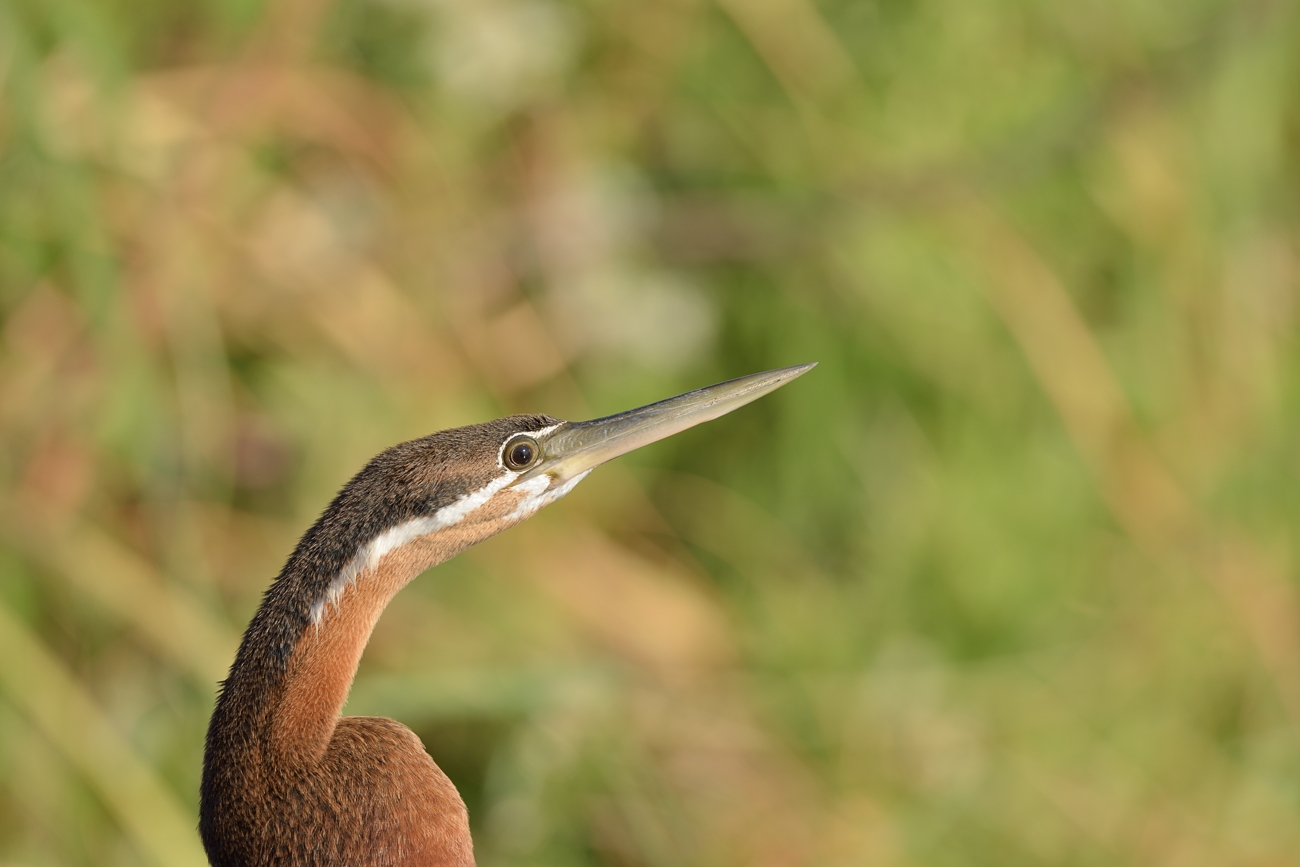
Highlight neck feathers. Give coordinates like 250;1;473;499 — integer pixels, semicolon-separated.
269;535;451;760
205;465;565;770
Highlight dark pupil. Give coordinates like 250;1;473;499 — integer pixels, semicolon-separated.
510;443;534;466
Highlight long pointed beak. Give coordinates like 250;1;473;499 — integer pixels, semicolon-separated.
524;363;816;484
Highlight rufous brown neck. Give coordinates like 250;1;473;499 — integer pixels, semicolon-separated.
258;481;548;766
267;539;443;764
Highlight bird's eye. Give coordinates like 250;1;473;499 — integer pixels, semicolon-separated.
503;435;540;470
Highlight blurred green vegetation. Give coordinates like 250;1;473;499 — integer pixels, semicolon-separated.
2;0;1300;864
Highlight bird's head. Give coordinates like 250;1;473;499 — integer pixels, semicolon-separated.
297;364;814;624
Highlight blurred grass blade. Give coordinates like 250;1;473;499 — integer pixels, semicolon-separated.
0;601;208;867
38;521;238;684
953;202;1300;732
0;505;239;687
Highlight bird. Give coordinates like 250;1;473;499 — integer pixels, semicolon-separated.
199;363;814;867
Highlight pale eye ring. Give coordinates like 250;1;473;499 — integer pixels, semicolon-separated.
503;435;541;471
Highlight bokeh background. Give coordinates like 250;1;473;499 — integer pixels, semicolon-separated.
3;0;1300;864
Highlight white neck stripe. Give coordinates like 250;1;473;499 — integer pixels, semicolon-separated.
309;471;518;624
308;423;581;625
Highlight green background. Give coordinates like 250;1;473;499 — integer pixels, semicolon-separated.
2;0;1299;864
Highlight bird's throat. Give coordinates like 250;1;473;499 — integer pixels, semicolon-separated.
263;512;530;765
267;537;450;764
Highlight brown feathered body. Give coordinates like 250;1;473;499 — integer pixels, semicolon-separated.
201;415;560;867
